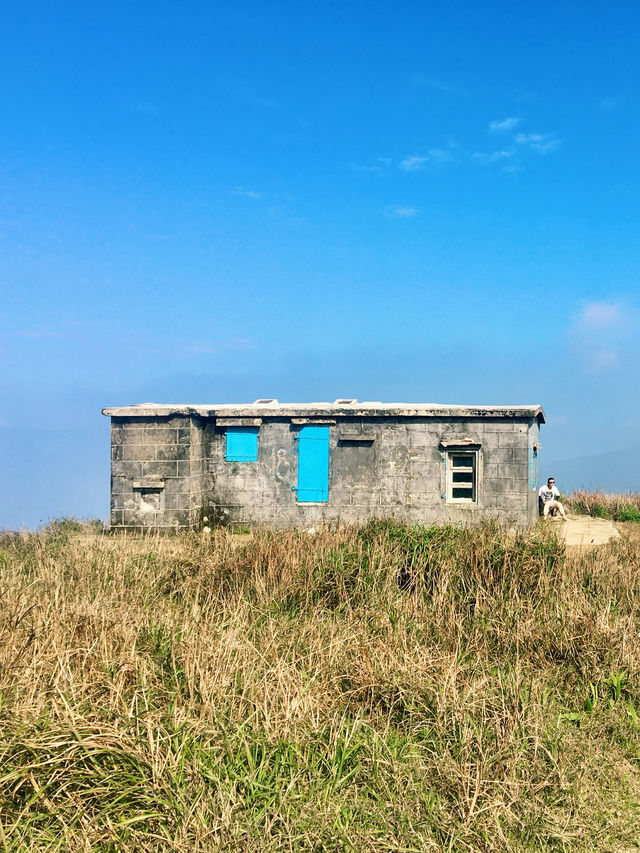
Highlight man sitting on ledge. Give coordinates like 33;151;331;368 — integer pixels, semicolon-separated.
539;477;568;520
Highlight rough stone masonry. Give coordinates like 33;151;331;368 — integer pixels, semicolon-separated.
102;400;544;531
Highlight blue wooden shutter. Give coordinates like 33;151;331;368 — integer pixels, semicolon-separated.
296;426;329;502
225;427;259;462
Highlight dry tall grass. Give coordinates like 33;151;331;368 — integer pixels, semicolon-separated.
564;489;640;522
1;518;640;851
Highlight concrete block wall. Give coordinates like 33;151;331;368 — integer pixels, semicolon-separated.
204;415;539;529
188;417;207;527
107;409;542;531
110;416;205;531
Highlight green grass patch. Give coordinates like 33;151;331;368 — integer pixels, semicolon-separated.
565;489;640;522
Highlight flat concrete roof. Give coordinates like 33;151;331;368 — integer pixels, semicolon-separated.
103;401;545;422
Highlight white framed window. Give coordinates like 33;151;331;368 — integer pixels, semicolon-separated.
446;450;477;503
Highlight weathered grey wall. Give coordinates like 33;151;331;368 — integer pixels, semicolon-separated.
109;413;540;531
203;415;538;529
110;416;205;531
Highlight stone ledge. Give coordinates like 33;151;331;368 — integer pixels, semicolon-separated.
103;402;545;421
132;478;165;490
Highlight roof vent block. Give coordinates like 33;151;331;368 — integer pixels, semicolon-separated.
253;398;278;405
334;398;358;404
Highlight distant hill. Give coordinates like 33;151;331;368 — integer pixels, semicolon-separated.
546;443;640;493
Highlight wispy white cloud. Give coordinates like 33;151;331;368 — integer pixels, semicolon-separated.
356;120;559;182
10;321;108;342
570;300;639;371
472;149;514;164
399;149;453;171
515;132;561;154
120;333;258;357
599;96;623;111
387;205;418;218
511;90;538;104
16;327;64;340
251;95;280;110
232;187;263;199
411;75;466;95
187;337;256;354
574;301;626;332
502;162;524;174
352;163;384;173
400;155;429;172
426;148;452;162
473;120;561;170
488;116;521;132
352;156;393;174
592;349;620;369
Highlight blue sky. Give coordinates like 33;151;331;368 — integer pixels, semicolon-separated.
1;1;639;527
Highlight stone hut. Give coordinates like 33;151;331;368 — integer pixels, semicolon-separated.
103;400;544;531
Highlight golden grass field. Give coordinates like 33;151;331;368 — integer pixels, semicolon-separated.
1;501;640;851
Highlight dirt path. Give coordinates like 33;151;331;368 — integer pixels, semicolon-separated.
549;515;621;548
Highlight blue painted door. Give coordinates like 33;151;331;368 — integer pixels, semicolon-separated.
296;426;329;502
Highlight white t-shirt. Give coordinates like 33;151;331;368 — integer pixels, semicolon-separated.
539;484;560;502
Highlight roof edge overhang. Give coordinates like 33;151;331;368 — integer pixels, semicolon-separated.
102;403;546;422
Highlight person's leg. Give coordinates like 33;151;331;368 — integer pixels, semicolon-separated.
543;501;551;517
546;500;567;520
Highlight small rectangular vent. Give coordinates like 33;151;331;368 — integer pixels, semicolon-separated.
334;398;357;404
253;398;278;405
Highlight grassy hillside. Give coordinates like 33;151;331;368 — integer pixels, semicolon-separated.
1;517;640;851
